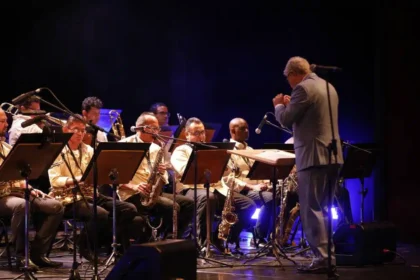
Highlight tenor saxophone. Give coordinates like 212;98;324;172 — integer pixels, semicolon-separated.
141;139;168;207
218;168;239;241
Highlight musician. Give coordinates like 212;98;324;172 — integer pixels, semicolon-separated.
225;118;274;245
8;95;43;146
0;109;64;269
150;102;170;127
81;96;108;143
171;117;256;248
48;115;138;260
118;112;194;239
273;56;343;274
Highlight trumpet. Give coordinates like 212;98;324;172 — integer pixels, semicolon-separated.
1;103;19;115
45;113;67;126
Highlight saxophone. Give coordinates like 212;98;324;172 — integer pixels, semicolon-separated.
141;139;168;207
275;164;300;247
218;167;239;241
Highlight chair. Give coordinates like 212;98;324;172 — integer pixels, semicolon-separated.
0;217;13;270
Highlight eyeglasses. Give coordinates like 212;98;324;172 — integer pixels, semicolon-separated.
69;127;86;134
189;130;206;137
144;126;161;133
156;112;170;117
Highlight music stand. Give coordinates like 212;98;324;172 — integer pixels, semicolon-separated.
228;149;296;268
79;142;150;271
181;142;234;267
0;133;71;280
340;143;376;224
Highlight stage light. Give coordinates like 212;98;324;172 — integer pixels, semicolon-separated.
251;208;260;219
331;207;338;220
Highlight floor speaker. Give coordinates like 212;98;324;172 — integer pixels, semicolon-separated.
105;239;197;280
333;221;397;266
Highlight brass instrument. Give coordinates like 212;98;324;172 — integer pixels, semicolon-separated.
141;138;168;207
50;184;95;206
110;110;125;140
274;164;300;247
1;102;19;115
0;181;25;198
45;113;67;126
218;167;239;241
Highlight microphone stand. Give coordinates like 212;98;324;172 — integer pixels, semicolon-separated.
151;133;230;267
323;72;339;280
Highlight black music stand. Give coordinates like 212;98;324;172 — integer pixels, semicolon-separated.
227;149;295;268
181;142;234;267
340;143;376;224
0;133;71;280
80;142;150;271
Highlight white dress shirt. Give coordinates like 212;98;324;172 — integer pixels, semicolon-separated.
170;143;224;194
8;115;43;146
117;134;168;201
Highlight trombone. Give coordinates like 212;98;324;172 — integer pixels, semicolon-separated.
0;103;19;115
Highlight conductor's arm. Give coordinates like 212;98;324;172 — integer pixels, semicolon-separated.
274;85;311;127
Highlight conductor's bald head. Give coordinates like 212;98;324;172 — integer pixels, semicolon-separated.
229;118;249;143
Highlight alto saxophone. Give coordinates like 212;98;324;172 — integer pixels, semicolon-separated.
141;139;168;207
218;167;239;241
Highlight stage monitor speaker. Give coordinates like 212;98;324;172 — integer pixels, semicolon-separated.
105;239;197;280
333;221;397;266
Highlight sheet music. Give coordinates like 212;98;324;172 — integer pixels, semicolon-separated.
255;149;295;162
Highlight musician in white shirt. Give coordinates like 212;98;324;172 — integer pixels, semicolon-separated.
118;112;194;239
224;118;274;245
8;95;43;146
171;117;256;248
81;96;108;143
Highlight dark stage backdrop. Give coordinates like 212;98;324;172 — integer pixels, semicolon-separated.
4;2;415;240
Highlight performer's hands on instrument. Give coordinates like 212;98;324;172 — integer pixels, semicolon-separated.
158;164;166;174
137;183;151;196
253;183;269;192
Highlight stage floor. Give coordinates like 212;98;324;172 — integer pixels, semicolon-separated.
1;235;419;280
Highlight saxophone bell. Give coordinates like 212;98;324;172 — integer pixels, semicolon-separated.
109;110;126;140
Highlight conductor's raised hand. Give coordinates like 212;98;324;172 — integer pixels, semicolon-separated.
284;95;291;106
273;93;285;107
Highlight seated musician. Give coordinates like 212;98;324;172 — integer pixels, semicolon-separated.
0;109;64;269
118;112;194;239
224;118;274;246
48;115;138;260
150;102;171;128
8;95;43;146
170;117;256;249
81;96;108;143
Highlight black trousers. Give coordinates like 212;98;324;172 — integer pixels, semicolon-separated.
63;194;138;250
127;193;194;239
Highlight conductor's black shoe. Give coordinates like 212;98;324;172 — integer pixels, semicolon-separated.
31;256;63;268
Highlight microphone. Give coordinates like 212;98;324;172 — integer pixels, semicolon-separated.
11;88;42;105
310;64;342;72
20;115;47;128
255;114;267;134
130;125;144;133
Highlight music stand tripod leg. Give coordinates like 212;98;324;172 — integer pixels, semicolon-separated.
14;167;37;280
197;178;231;268
99;169;121;274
